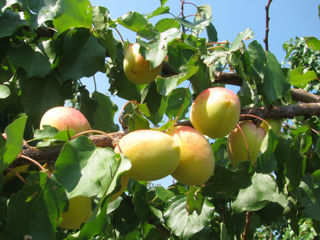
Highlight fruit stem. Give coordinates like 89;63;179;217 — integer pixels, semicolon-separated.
118;100;140;129
71;130;115;140
7;167;28;185
237;124;250;161
240;113;270;128
19;154;47;173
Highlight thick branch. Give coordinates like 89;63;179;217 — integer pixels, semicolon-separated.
10;132;125;169
241;103;320;120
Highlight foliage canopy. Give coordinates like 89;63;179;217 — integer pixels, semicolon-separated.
1;0;320;239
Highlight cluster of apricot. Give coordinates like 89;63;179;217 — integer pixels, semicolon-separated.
4;43;280;230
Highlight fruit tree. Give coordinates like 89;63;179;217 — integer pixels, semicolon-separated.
0;0;320;239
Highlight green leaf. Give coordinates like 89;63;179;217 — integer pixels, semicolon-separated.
57;28;106;82
305;37;320;51
164;195;214;240
248;41;290;104
275;138;303;192
141;82;167;125
156;55;198;96
202;164;252;198
8;44;51;78
0;84;10;99
232;173;288;213
144;6;170;19
53;0;92;33
166;87;192;120
297;174;320;220
155;18;180;32
206;23;218;42
129;113;150;131
92;6;112;31
118;11;158;40
194;5;212;35
80;91;119;133
289;66;317;88
3;173;66;240
230;28;254;52
18;0;59;30
20;74;68;128
139;28;181;69
0;115;27;173
0;10;27;38
257;131;279;173
53;136;131;198
155;186;175;202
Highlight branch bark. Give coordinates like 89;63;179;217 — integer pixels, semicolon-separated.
9;132;125;169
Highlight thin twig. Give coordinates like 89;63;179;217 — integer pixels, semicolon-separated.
242;211;252;240
264;0;273;51
7;167;28;185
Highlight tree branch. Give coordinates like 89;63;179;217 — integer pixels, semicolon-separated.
264;0;273;51
9;132;125;169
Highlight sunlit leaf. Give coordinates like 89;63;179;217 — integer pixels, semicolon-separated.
0;115;27;173
0;84;10;99
164;195;214;240
305;37;320;51
118;11;158;40
289;66;317;88
53;136;131;198
232;173;288;213
53;0;92;33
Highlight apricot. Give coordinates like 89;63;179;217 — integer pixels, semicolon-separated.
227;120;266;166
123;43;162;84
190;87;240;139
168;126;215;186
116;129;180;181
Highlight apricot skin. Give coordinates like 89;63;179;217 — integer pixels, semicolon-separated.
227;120;266;166
40;106;91;134
190;87;240;139
116;129;180;181
168;126;215;186
59;196;92;230
123;43;162;84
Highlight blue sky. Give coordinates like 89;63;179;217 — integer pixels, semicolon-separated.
83;1;320;186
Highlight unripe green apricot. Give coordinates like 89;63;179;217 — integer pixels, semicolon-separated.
168;126;215;186
190;87;240;139
116;129;180;181
227;120;266;166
